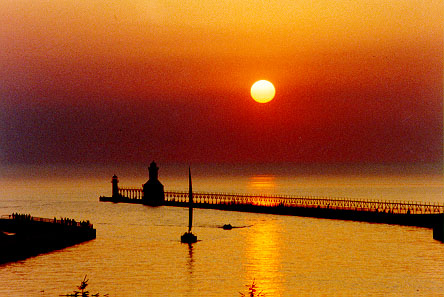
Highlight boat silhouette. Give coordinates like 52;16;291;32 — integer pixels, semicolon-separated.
181;167;197;243
222;224;233;230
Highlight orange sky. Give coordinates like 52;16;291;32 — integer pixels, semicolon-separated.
0;0;442;165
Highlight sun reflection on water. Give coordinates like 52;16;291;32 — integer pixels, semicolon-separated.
247;175;277;194
243;218;284;297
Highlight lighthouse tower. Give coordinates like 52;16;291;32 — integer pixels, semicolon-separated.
142;161;165;205
111;174;120;198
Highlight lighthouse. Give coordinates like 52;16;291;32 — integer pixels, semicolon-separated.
142;161;165;206
111;174;120;198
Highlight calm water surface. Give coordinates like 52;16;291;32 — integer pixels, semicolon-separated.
0;164;443;296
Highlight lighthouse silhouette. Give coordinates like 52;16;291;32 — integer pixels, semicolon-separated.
142;161;165;205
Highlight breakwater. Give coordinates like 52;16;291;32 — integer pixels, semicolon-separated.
0;214;96;264
100;189;444;230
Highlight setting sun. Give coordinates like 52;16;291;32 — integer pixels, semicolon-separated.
251;80;275;103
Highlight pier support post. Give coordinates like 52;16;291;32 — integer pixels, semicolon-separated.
433;214;444;242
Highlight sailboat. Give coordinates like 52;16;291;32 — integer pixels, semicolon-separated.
181;167;198;243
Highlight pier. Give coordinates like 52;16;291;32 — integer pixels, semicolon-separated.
100;187;444;230
0;214;96;264
103;187;444;215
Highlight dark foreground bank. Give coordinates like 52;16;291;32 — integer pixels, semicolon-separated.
0;214;96;264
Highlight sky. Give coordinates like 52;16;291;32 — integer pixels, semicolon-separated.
0;0;442;167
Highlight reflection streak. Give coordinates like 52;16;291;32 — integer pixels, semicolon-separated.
247;175;277;193
243;218;283;296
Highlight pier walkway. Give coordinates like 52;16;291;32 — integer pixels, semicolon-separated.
106;187;444;215
165;191;444;215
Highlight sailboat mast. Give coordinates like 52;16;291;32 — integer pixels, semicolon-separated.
188;167;193;232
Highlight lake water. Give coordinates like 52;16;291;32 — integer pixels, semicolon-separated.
0;163;443;296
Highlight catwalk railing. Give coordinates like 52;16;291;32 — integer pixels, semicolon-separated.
118;188;143;200
117;188;444;215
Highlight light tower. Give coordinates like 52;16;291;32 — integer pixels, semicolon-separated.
142;161;165;205
111;174;119;198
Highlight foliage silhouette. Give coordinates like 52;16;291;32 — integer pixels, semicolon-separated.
60;275;107;297
239;280;265;297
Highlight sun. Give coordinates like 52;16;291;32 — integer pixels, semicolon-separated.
251;80;275;103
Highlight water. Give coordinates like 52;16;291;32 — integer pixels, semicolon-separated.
1;163;443;296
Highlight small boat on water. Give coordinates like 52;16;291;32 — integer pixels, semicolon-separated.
181;167;197;244
222;224;233;230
